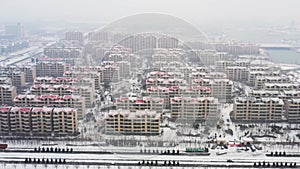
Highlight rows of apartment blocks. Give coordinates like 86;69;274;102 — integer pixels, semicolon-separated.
0;107;78;136
146;70;233;103
215;60;290;87
1;76;93;117
13;94;85;119
220;59;300;123
234;96;300;123
0;60;128;105
86;32;260;56
104;48;232;135
0;60;130;89
0;62;65;90
116;94;218;119
110;95;218;135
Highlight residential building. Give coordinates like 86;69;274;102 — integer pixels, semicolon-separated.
105;109;160;135
233;97;284;122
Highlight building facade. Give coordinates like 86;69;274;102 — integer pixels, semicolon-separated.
105;109;160;135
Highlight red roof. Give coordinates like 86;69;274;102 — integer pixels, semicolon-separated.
0;107;10;112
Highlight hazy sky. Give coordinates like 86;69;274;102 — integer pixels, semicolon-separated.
1;0;299;25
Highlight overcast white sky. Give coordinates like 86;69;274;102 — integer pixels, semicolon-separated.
0;0;299;25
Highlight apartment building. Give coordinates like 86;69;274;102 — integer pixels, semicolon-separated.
34;77;95;90
233;97;284;122
147;85;212;108
263;83;300;91
0;107;78;136
147;71;184;80
36;62;66;77
0;71;26;90
192;78;233;103
65;31;83;42
14;94;85;119
170;97;218;123
19;64;36;83
146;78;186;88
216;60;250;72
247;70;279;86
225;66;248;82
105;109;160;135
0;85;17;106
286;99;300;123
64;70;101;90
30;84;94;108
0;77;12;85
254;76;290;89
116;96;164;113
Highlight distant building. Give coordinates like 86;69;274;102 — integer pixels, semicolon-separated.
105;109;160;135
65;31;83;42
36;62;66;77
19;64;37;83
5;23;23;39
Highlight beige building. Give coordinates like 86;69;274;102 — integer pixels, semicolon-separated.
105;109;160;135
286;99;300;123
170;97;218;123
147;85;212;108
6;71;26;89
64;70;101;90
19;64;36;83
0;107;78;136
36;62;66;77
247;70;279;86
116;96;164;113
34;77;95;90
254;76;290;89
233;97;284;122
14;94;86;119
193;78;233;103
146;78;186;88
30;84;94;108
263;83;299;91
225;66;248;81
0;85;17;106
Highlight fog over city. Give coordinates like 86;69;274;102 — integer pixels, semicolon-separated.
0;1;300;169
1;0;299;24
